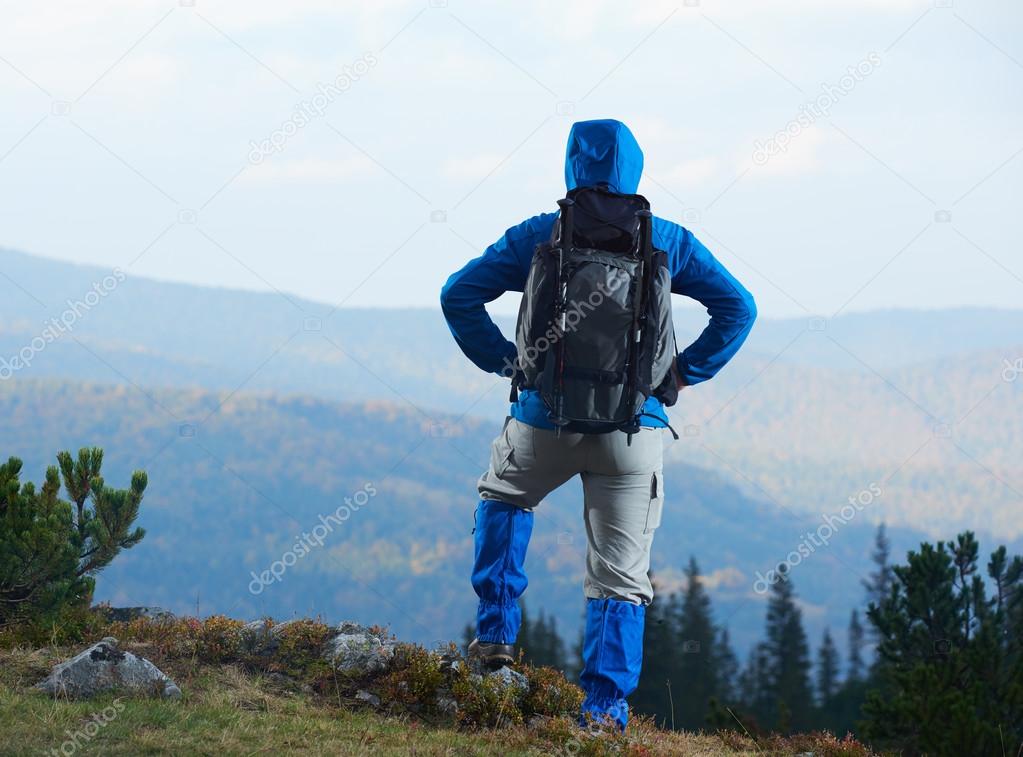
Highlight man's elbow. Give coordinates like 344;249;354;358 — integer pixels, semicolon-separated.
742;290;757;329
439;276;461;318
717;289;757;332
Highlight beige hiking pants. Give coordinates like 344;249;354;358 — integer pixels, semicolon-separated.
477;417;664;605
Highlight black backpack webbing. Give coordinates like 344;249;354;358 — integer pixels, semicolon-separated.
552;197;576;430
619;209;653;440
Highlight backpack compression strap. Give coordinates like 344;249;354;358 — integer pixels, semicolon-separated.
619;208;654;437
551;197;576;431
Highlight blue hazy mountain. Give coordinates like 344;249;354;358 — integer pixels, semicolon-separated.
0;377;946;658
2;247;1019;538
1;247;1021;655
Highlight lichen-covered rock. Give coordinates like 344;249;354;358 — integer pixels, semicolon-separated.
488;665;528;693
238;618;303;656
437;647;462;675
436;693;459;715
355;689;381;706
36;638;181;700
237;619;274;655
322;621;397;675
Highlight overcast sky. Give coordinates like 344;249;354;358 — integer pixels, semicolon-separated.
1;0;1021;319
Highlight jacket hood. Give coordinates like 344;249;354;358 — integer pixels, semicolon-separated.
564;119;643;195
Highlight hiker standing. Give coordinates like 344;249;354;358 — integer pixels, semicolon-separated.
440;119;756;730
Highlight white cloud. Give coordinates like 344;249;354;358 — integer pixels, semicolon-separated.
442;153;508;180
242;156;374;183
745;124;834;177
638;0;930;18
702;566;747;591
795;597;829;619
650;565;746;595
663;155;720;186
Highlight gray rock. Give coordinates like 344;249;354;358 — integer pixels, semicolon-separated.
436;695;459;715
355;689;381;707
447;659;464;674
323;621;397;675
487;665;528;693
238;618;303;656
37;639;181;700
269;619;302;638
238;619;274;655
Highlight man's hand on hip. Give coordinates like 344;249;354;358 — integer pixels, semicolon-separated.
672;360;687;391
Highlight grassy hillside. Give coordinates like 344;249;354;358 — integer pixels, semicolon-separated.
0;617;871;757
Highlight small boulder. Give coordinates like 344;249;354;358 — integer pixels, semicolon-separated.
37;638;181;700
238;618;302;657
487;665;528;693
238;619;274;655
437;647;462;676
436;693;459;715
354;689;381;707
322;621;397;675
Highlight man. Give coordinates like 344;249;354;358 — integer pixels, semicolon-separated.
440;119;756;730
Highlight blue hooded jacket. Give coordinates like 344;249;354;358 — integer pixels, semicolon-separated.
440;119;756;429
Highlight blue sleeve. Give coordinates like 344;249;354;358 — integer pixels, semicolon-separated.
656;220;757;386
440;213;556;376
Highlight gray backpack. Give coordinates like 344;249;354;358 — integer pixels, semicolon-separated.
513;186;678;435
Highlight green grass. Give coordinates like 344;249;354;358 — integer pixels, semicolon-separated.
0;645;762;756
0;630;873;757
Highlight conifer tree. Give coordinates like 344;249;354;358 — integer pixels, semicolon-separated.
58;448;146;578
632;576;679;727
0;458;80;622
847;609;865;682
0;449;146;626
762;564;813;732
738;641;772;730
516;602;568;670
712;627;740;705
862;523;893;656
674;558;721;729
517;601;535;663
815;628;840;707
863;532;1023;754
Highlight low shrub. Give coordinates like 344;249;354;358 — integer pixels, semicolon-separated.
450;664;525;729
379;643;445;711
521;664;584;720
266;619;333;678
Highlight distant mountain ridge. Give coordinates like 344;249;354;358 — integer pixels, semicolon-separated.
2;247;1020;540
3;247;1022;376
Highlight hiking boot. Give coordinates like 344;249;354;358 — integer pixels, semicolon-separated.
467;638;514;669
